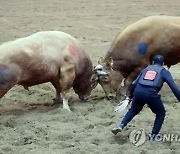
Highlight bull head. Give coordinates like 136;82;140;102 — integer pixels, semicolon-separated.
73;65;99;101
95;57;124;99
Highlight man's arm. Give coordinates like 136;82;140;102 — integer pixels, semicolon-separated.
162;69;180;101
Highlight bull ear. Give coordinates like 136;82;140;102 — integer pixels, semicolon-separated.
92;67;97;74
98;57;105;64
90;74;98;88
91;74;98;82
107;57;114;67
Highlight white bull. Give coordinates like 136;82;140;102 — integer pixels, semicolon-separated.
0;31;97;111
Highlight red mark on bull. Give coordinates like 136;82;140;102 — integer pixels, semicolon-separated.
69;45;78;56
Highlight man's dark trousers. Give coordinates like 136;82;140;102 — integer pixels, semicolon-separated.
120;92;166;135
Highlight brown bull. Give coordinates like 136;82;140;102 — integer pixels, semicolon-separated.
0;31;97;111
96;16;180;99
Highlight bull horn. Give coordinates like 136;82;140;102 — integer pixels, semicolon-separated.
98;57;104;64
108;57;114;67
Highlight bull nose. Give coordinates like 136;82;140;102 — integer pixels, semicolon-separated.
107;95;114;100
82;97;88;101
79;95;89;101
107;93;116;100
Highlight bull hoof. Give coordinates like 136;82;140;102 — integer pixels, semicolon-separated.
116;92;126;100
62;106;72;112
51;98;62;106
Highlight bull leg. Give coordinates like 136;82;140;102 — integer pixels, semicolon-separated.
120;61;149;97
61;91;71;111
0;81;16;100
0;68;18;100
121;77;134;96
51;81;62;104
120;67;143;97
51;80;71;111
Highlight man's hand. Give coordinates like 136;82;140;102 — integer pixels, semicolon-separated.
125;97;132;106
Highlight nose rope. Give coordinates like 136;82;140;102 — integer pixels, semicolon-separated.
96;70;108;76
95;65;108;76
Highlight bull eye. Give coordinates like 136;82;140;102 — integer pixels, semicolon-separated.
104;76;108;80
101;75;110;82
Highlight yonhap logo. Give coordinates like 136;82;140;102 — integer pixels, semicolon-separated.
129;128;146;146
129;129;180;146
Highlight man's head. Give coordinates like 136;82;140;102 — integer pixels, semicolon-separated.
152;55;164;65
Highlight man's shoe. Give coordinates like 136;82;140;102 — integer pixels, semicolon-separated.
111;125;124;135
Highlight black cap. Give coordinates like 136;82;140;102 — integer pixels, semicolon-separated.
152;55;164;65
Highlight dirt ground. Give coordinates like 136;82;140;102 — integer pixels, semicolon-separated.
0;0;180;154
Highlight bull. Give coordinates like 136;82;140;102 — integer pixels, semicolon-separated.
0;31;98;111
96;16;180;99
